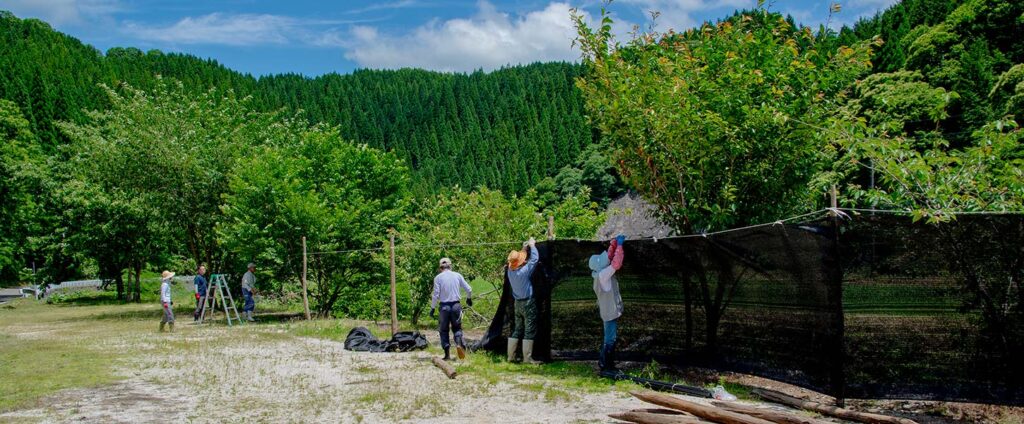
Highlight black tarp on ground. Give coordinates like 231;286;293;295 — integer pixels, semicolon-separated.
474;213;1024;405
344;327;428;352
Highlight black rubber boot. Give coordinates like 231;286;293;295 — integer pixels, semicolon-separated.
443;347;451;361
599;343;617;372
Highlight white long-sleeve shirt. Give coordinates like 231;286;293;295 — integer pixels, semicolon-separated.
160;280;171;304
431;270;472;309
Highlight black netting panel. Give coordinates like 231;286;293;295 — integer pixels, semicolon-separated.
839;214;1024;403
473;214;1024;405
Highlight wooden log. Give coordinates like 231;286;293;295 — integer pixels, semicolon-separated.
751;389;918;424
630;408;686;415
630;391;776;424
712;401;831;424
431;356;457;379
609;411;706;424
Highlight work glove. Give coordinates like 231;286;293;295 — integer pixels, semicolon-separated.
195;293;201;300
430;308;436;319
162;302;169;309
466;297;474;307
616;234;626;245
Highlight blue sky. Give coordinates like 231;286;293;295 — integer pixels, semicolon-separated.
0;0;897;76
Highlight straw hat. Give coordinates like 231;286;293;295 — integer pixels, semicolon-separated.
161;270;175;280
507;250;526;270
439;257;452;267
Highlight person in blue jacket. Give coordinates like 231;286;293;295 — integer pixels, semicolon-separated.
506;237;540;364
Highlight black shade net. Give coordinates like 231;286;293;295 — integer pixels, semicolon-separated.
474;212;1024;405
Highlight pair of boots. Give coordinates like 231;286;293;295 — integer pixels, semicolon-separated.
159;322;175;332
598;342;616;372
442;344;467;361
507;338;541;364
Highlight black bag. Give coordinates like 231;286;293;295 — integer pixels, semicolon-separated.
344;327;428;353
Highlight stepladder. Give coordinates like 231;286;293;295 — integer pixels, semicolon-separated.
198;274;244;326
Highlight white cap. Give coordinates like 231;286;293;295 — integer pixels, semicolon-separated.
439;257;452;267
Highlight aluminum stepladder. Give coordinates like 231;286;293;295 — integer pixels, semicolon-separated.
199;274;243;326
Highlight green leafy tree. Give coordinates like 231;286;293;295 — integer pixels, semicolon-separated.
218;126;410;317
573;8;874;352
574;9;874;233
0;99;44;285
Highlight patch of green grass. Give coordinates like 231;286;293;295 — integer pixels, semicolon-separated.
0;333;117;412
461;350;642;395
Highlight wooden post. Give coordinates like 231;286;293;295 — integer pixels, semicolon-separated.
389;233;398;336
752;388;918;424
712;401;831;424
301;236;311;320
608;411;702;424
630;391;775;424
830;184;838;210
547;215;555;240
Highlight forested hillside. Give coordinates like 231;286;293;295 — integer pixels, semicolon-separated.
0;11;592;194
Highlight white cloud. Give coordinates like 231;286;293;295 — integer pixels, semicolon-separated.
344;1;614;72
121;13;375;47
123;13;296;46
0;0;121;25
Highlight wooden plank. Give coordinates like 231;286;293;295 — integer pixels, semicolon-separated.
631;391;776;424
752;389;918;424
712;401;831;424
432;357;457;379
609;411;707;424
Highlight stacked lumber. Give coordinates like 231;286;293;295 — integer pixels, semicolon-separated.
608;389;919;424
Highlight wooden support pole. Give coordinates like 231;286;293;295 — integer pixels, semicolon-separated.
752;389;918;424
301;236;311;320
830;184;838;209
608;411;703;424
389;233;398;336
630;391;775;424
547;215;555;240
431;356;457;379
712;401;831;424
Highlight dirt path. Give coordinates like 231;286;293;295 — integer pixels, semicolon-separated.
0;316;651;423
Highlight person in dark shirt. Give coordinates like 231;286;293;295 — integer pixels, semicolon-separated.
192;265;208;321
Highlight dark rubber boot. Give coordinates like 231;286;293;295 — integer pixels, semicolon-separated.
443;347;451;361
600;343;617;372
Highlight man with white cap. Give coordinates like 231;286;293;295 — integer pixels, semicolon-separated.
431;257;473;361
159;270;176;332
241;263;257;322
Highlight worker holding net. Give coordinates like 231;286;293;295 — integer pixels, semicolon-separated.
505;237;541;364
589;235;625;372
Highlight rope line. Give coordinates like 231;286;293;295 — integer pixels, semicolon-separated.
300;208;1024;256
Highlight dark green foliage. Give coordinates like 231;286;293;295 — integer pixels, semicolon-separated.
0;11;593;196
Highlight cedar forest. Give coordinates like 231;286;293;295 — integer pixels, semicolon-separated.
0;0;1021;320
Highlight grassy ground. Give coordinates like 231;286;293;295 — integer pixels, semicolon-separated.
0;291;653;423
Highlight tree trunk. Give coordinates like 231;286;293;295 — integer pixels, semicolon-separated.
132;263;142;302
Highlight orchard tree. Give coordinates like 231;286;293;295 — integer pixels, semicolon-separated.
574;8;874;233
59;78;291;277
218;125;410;317
573;8;874;352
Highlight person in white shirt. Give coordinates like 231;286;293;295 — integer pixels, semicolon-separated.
241;263;257;322
431;257;473;361
159;270;176;332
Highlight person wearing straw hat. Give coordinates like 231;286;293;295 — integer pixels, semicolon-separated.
589;235;626;372
241;263;257;322
506;237;541;364
159;270;176;332
430;257;473;361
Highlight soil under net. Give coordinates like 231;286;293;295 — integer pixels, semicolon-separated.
474;212;1024;405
